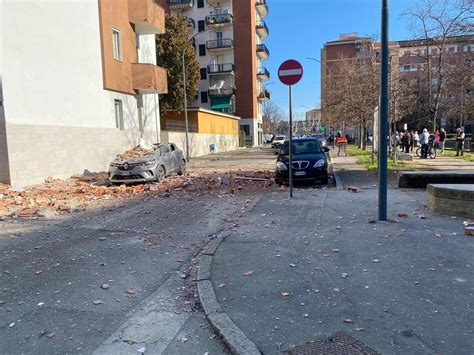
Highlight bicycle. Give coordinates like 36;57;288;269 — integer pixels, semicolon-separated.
416;143;437;159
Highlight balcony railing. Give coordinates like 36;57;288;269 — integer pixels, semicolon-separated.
258;89;270;101
255;0;268;18
206;38;233;50
257;67;270;80
167;0;194;9
256;20;269;39
256;43;270;59
205;13;233;26
207;63;235;74
207;0;229;5
131;63;168;94
208;87;235;97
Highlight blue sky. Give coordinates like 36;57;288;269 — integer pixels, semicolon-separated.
264;0;416;119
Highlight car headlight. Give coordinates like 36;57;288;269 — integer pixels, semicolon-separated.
144;161;155;167
276;161;288;171
313;159;325;168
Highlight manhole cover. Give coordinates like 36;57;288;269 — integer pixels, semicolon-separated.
286;332;379;355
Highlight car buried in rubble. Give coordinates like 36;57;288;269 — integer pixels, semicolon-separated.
108;143;187;184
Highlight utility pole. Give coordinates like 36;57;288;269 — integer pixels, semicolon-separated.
378;0;389;221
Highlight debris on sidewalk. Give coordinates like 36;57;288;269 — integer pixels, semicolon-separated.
0;168;274;220
464;227;474;236
243;271;254;276
347;186;360;193
397;213;408;218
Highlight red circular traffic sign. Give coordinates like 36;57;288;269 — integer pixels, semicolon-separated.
278;59;303;86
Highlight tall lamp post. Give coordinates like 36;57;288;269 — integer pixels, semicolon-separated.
182;30;207;162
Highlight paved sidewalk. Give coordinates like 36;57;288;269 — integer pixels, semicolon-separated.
414;154;474;171
207;153;474;354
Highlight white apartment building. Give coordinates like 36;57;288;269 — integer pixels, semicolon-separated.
0;0;168;187
165;0;270;146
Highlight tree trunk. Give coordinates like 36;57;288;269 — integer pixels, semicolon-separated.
362;121;367;151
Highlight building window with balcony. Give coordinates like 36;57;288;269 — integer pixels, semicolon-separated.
112;28;122;61
199;44;206;56
201;91;208;103
404;50;411;56
197;0;204;7
198;20;205;32
200;68;207;80
114;99;124;130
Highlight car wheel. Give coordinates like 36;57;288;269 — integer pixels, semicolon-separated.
178;159;187;176
156;165;165;183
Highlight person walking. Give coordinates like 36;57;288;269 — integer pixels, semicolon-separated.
420;128;430;159
439;128;446;153
413;130;420;149
455;127;465;156
401;130;410;153
434;130;440;150
409;130;415;152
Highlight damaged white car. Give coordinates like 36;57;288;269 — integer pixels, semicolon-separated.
108;143;187;184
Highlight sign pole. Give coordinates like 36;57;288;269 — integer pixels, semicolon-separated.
378;0;389;221
289;85;293;198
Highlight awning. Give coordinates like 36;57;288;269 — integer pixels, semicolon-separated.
211;97;231;110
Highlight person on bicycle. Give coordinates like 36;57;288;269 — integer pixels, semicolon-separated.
420;128;430;159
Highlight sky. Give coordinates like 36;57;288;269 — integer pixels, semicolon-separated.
264;0;417;119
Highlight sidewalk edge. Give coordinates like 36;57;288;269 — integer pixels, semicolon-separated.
327;150;344;190
197;198;263;355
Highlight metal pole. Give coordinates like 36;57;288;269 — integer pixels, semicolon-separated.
289;85;294;198
378;0;389;221
182;50;190;162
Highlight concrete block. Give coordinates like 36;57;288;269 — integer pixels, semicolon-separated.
427;184;474;218
399;171;474;188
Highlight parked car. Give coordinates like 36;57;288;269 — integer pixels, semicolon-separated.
311;134;328;148
271;135;286;149
109;143;186;184
275;137;330;185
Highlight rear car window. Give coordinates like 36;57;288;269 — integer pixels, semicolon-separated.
281;140;322;155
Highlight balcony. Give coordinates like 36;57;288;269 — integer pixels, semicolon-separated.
258;89;270;101
255;0;268;18
187;17;195;30
208;86;236;98
256;43;270;60
207;63;235;75
257;67;270;81
207;0;230;5
256;20;269;39
128;0;165;35
167;0;194;9
205;13;233;27
131;63;168;94
206;38;233;52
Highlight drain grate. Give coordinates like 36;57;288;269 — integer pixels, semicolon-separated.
286;332;379;355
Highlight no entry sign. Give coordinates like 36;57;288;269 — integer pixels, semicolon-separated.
278;60;303;86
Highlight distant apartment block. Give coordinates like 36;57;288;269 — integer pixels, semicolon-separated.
163;0;270;146
321;33;474;129
0;0;168;187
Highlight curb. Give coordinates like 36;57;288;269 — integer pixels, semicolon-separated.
197;200;262;355
327;150;344;190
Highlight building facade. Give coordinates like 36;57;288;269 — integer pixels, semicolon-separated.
1;0;168;187
164;0;270;146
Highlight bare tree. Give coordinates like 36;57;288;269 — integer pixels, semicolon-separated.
404;0;473;130
263;101;286;135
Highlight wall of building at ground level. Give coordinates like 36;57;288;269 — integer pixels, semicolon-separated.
160;131;238;158
240;118;263;146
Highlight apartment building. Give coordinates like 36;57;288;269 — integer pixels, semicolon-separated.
164;0;270;146
1;0;168;187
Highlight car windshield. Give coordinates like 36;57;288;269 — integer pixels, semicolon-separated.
281;140;322;155
275;136;286;141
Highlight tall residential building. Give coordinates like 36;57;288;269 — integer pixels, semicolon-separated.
1;0;168;187
165;0;270;146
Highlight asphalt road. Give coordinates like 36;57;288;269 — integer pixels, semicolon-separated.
0;191;250;354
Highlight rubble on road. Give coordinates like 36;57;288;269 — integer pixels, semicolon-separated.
0;168;274;220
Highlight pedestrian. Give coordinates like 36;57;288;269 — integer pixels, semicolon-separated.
434;130;440;149
439;128;446;153
409;130;415;151
413;130;420;148
455;127;465;156
420;128;430;159
401;130;410;153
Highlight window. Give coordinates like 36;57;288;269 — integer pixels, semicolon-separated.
197;0;204;8
448;47;455;53
198;20;205;32
200;68;207;80
112;28;122;61
135;34;140;49
464;45;471;52
199;44;206;56
114;100;124;130
404;50;411;56
160;144;171;155
242;124;250;136
201;91;208;103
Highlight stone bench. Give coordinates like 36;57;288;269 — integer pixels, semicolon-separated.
399;171;474;188
427;184;474;218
